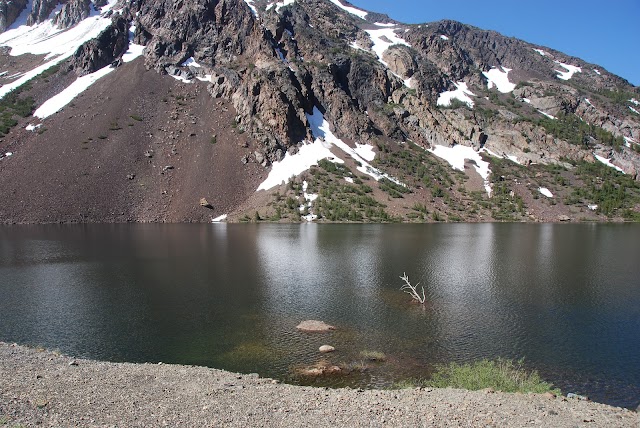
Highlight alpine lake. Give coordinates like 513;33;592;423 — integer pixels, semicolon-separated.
0;223;638;409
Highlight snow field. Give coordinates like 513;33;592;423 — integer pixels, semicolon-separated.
428;144;492;196
482;67;516;93
328;0;367;19
554;61;581;80
364;27;411;68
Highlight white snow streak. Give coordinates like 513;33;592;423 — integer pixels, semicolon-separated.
440;35;449;40
428;144;492;195
629;106;640;115
554;61;581;80
483;66;516;93
211;214;228;222
34;65;115;119
364;27;410;68
593;68;601;76
328;0;367;19
538;110;556;120
594;154;625;174
242;0;259;17
437;82;475;108
532;48;547;56
538;187;553;198
629;98;640;106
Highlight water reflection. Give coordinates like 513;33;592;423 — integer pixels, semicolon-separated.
0;224;638;408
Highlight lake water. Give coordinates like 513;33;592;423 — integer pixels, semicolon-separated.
0;224;638;408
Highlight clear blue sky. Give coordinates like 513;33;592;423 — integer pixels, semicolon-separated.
349;0;640;86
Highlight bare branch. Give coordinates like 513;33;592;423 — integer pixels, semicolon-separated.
399;273;426;304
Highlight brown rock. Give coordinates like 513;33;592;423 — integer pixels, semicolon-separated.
199;198;213;209
296;320;336;332
319;345;335;353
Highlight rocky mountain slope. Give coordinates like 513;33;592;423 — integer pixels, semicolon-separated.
0;0;639;223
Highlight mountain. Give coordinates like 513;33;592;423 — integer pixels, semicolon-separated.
0;0;639;223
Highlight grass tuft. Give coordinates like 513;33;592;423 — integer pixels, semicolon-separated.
425;358;561;394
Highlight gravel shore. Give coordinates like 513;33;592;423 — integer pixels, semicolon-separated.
1;342;637;427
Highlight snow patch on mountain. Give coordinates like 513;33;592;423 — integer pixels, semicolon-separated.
34;65;115;119
299;180;318;221
538;187;553;198
364;27;411;68
437;82;475;108
328;0;367;19
257;138;343;191
242;0;258;17
440;35;449;40
629;98;640;106
268;0;295;13
594;154;625;174
554;61;581;80
629;106;639;115
428;144;492;195
593;68;601;76
211;214;228;223
306;107;401;184
483;66;516;93
538;110;556;120
533;48;547;56
257;107;401;191
354;143;376;162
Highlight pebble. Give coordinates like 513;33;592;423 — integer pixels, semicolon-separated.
319;345;335;353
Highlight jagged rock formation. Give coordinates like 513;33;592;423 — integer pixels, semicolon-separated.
0;0;28;32
70;14;128;74
26;0;59;25
53;0;91;29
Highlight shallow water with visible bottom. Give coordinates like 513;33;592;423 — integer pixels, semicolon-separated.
0;223;638;408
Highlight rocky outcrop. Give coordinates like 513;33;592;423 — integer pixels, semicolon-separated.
70;15;129;75
26;0;60;25
53;0;90;29
0;0;28;32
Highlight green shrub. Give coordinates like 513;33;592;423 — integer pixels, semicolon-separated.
426;359;561;394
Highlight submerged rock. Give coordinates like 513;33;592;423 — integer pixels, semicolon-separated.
296;320;336;332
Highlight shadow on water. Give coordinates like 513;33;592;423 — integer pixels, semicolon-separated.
0;223;639;408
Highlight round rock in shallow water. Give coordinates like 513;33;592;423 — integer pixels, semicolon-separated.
296;320;336;332
319;345;335;353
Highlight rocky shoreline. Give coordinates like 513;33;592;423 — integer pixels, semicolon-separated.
0;342;637;427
